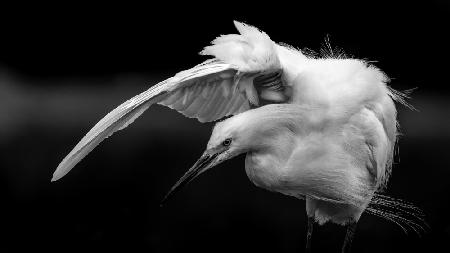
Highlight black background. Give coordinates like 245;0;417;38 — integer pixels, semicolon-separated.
1;1;449;252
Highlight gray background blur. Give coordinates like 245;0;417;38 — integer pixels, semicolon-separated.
1;1;449;252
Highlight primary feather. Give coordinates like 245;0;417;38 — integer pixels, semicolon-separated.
52;60;245;181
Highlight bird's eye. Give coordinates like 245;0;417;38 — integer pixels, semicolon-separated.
222;138;232;147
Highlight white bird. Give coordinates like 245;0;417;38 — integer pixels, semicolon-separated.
52;21;426;252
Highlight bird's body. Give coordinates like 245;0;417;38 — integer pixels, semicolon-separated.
52;21;425;252
242;104;378;225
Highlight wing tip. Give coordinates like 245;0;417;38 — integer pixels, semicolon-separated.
51;162;71;182
51;170;64;182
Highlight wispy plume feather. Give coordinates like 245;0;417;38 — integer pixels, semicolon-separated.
367;193;429;235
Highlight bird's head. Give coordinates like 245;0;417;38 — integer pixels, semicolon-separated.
161;105;303;205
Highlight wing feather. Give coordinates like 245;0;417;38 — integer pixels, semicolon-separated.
53;21;287;181
52;60;253;181
198;85;223;121
181;95;206;117
210;83;232;119
177;84;202;111
221;90;241;116
231;94;247;113
162;70;250;123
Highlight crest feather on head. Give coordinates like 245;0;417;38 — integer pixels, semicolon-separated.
201;21;281;72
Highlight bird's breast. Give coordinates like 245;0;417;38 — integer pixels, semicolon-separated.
245;151;289;192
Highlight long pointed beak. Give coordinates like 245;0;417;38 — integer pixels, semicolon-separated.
161;152;219;205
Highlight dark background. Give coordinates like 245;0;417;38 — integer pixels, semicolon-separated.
1;1;449;252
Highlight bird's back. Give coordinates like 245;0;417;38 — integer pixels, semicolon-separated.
243;53;400;224
283;54;399;189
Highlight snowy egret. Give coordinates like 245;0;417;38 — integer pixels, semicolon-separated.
52;21;426;252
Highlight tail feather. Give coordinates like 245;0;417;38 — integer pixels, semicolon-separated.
367;193;429;235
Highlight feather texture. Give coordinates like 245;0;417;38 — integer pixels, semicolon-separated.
367;194;429;235
201;21;281;72
52;60;254;181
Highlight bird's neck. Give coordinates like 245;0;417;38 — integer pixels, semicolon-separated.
237;104;307;153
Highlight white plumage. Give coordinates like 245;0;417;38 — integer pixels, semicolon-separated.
52;21;426;252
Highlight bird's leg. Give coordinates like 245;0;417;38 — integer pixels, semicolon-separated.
305;215;314;253
341;221;357;253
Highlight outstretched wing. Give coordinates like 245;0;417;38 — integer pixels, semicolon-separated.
52;60;255;181
52;21;291;181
